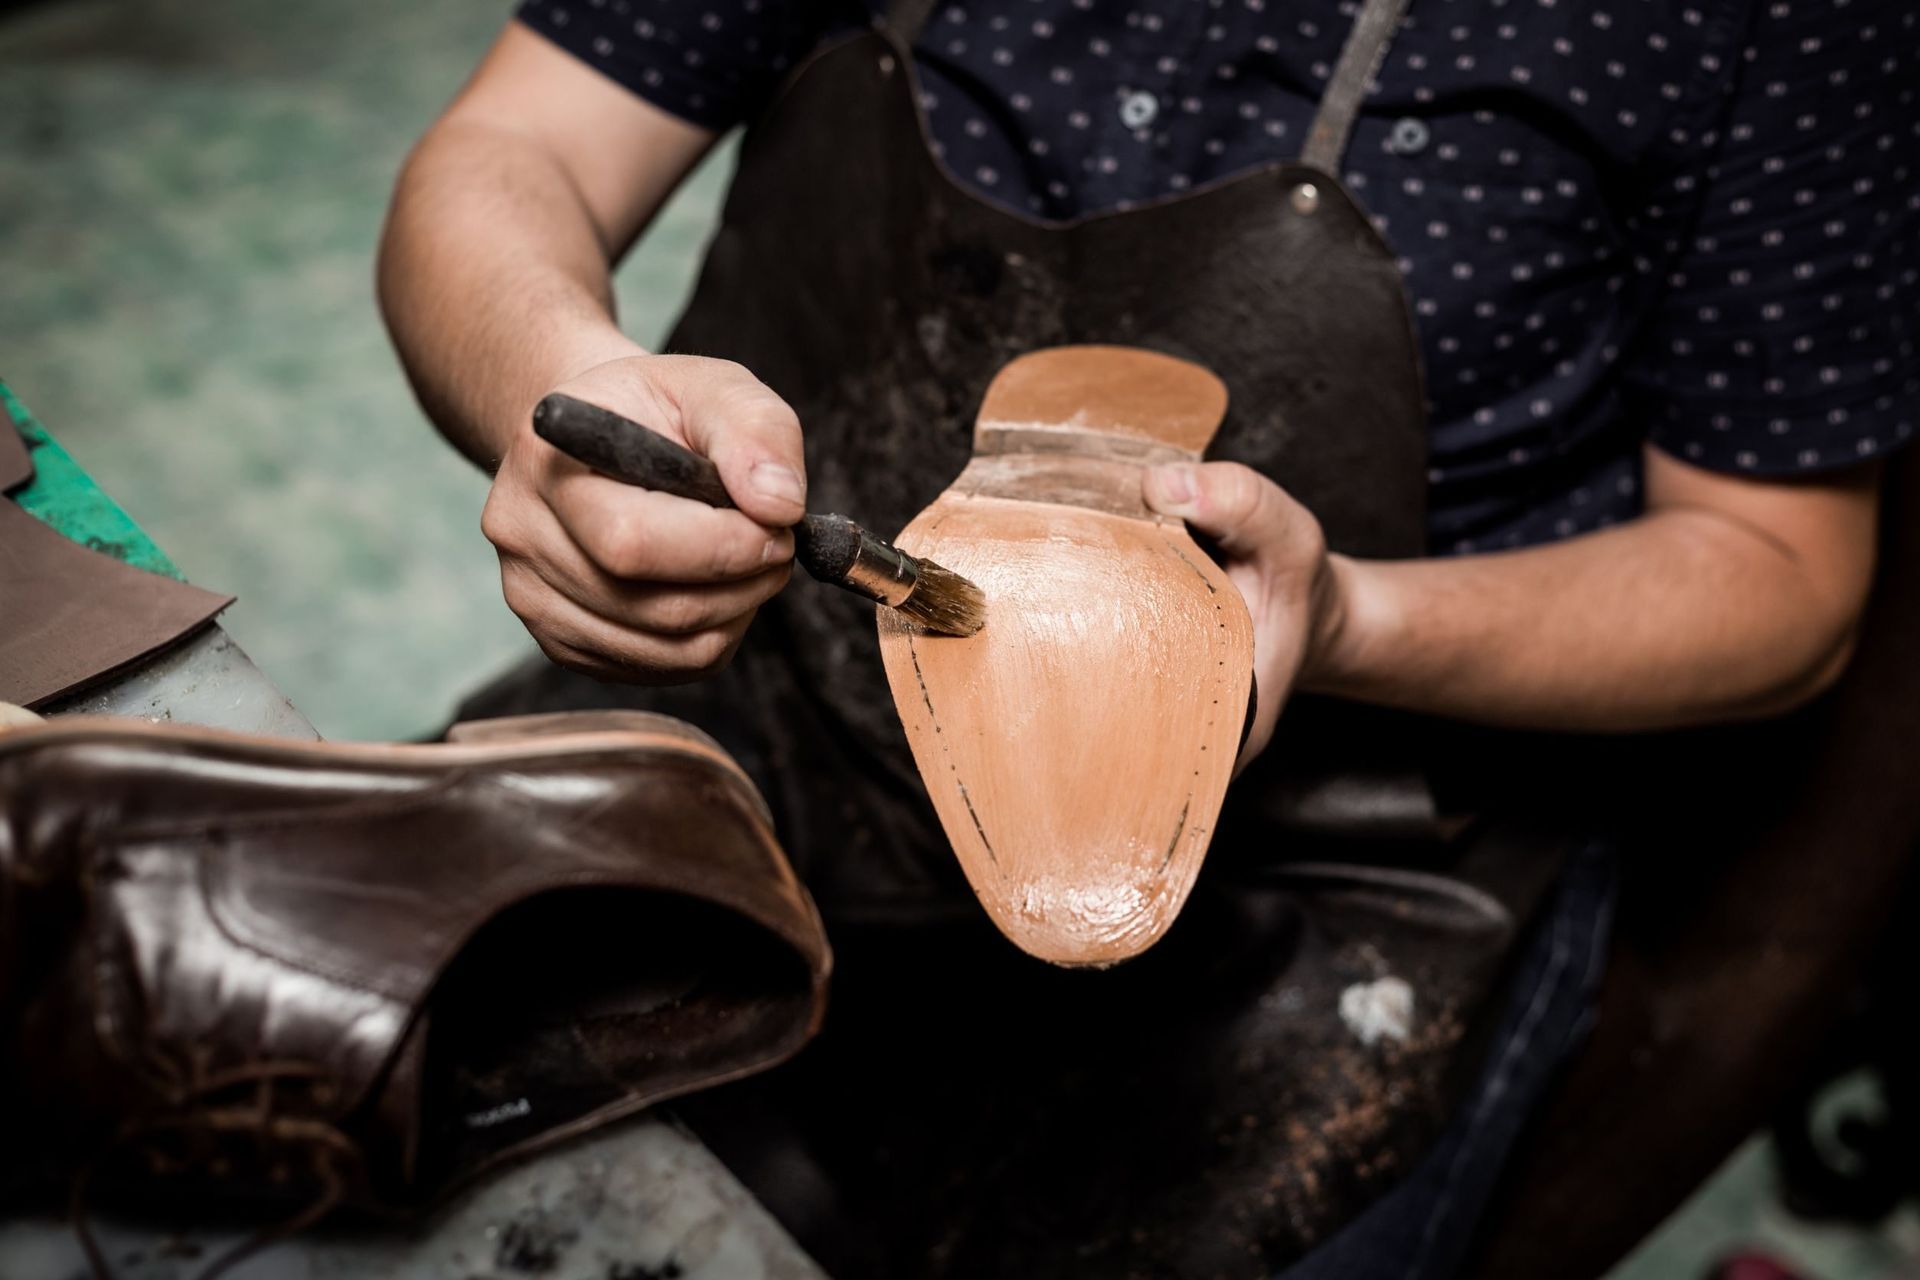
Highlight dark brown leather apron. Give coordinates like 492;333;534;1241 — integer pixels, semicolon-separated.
465;0;1577;1273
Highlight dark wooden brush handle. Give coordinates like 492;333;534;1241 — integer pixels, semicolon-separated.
532;392;858;583
533;393;736;509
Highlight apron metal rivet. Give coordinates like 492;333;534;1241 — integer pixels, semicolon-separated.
878;53;896;76
1389;117;1431;154
1119;90;1159;129
1290;182;1321;215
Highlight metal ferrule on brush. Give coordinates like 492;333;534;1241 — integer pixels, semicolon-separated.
840;536;920;607
793;512;984;635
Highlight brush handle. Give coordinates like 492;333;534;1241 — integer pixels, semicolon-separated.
532;392;863;581
533;393;736;509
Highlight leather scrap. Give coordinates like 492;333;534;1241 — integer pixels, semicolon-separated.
0;499;231;708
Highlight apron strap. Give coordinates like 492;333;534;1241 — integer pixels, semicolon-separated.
882;0;939;45
1301;0;1414;174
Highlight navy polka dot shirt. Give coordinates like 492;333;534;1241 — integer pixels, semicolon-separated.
519;0;1919;552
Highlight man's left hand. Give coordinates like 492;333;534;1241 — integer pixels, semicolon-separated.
1144;462;1348;768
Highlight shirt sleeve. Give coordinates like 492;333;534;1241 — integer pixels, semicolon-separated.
1623;0;1919;475
514;0;835;130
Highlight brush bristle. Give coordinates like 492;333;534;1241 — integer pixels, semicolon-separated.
896;558;987;636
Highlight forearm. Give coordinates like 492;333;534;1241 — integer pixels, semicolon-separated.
1311;506;1868;732
378;120;641;469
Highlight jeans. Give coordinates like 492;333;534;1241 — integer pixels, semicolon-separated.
1279;840;1619;1279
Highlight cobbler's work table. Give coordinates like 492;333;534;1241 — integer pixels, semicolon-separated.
0;387;824;1279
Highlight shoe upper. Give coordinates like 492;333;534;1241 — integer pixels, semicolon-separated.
0;713;831;1210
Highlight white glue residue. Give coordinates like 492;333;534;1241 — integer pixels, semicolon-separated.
1338;976;1415;1046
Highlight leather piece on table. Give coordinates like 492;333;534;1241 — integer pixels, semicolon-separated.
0;499;232;708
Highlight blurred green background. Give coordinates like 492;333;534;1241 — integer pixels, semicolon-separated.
0;0;733;743
2;2;1916;1277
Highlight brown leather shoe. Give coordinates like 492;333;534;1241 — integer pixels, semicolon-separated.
0;711;829;1232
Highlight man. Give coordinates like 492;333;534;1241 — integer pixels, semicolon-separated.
378;0;1916;1275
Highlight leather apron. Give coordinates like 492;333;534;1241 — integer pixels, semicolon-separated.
465;0;1577;1273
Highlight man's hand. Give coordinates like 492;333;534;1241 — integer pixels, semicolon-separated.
482;353;807;682
1149;447;1880;748
1144;462;1343;767
380;23;770;682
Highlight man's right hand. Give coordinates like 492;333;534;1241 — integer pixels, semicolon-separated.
481;353;807;683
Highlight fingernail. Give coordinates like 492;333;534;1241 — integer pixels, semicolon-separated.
1149;464;1196;507
750;462;805;507
762;537;787;566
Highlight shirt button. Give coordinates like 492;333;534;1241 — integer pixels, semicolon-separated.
1389;117;1431;154
1119;90;1159;129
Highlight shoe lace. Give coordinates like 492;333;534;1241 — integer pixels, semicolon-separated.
71;1051;363;1280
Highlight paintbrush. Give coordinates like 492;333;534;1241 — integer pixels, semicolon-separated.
533;393;986;637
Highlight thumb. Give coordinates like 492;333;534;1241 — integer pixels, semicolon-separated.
658;357;808;528
1144;462;1298;560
